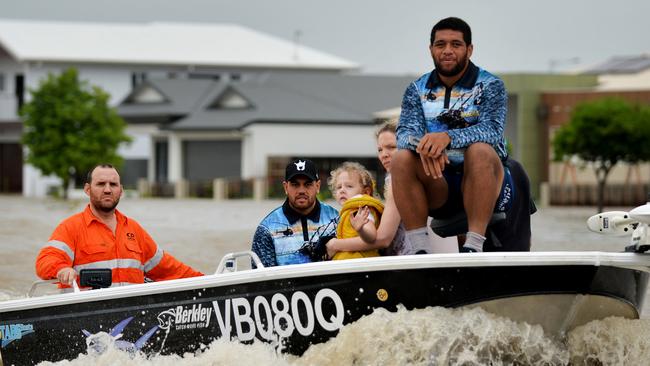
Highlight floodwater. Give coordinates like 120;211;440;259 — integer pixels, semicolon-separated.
1;195;649;365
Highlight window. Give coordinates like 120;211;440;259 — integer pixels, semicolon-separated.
123;85;168;104
15;74;24;111
131;72;147;88
208;87;253;110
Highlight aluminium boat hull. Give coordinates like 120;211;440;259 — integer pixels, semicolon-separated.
0;252;648;365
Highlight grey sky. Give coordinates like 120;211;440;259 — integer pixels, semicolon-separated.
1;0;648;75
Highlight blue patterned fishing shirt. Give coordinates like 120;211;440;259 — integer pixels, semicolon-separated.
251;199;339;267
397;61;508;163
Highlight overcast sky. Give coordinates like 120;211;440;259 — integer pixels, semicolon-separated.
1;0;648;75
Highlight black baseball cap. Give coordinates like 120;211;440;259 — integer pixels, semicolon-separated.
285;159;319;181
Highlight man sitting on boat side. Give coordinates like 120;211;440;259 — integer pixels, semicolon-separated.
251;159;339;267
35;164;203;287
392;17;532;253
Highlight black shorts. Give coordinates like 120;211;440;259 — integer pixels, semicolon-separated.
429;161;514;219
429;157;535;251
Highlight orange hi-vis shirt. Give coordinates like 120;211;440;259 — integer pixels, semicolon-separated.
36;205;203;286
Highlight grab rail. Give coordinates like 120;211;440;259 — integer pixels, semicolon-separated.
215;251;264;275
27;279;80;297
27;252;264;296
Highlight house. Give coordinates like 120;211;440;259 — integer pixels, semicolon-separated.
117;72;415;197
0;19;358;196
583;54;650;91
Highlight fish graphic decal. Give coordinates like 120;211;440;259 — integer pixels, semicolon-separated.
82;316;158;355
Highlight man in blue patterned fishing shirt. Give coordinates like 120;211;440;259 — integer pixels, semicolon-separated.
393;17;516;254
251;159;339;267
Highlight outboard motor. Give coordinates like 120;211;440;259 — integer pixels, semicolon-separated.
587;196;650;253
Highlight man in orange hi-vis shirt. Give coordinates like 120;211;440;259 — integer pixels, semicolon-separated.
36;164;203;287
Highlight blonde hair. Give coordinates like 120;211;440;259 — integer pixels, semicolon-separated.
328;161;376;197
375;120;397;138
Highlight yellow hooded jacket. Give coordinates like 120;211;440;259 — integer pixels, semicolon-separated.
332;194;384;260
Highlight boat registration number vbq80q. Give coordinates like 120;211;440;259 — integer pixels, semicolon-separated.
159;288;345;342
212;288;345;341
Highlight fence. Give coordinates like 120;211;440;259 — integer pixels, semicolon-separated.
138;177;288;200
550;183;648;206
146;182;175;198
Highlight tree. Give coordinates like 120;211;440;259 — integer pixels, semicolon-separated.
21;68;131;199
552;98;650;212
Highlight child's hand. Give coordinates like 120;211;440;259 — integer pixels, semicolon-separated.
326;239;338;259
351;206;370;233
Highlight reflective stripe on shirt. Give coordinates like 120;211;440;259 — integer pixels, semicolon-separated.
46;240;75;262
73;258;144;272
143;247;164;273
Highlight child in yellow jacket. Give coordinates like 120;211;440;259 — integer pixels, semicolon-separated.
328;162;384;260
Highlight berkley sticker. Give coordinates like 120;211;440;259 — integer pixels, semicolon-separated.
157;303;212;331
0;323;34;348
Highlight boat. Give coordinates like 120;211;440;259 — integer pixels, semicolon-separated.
2;204;650;365
1;251;649;365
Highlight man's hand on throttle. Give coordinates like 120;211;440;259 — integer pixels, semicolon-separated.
56;267;77;285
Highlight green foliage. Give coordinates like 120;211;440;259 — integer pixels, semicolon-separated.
20;68;131;198
552;98;650;211
552;98;641;165
625;104;650;163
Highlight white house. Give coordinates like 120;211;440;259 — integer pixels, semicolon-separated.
0;19;358;196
